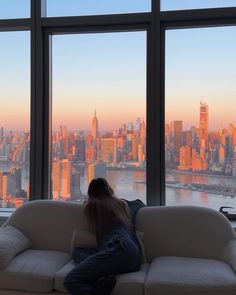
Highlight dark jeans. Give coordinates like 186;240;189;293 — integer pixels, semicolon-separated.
64;235;141;295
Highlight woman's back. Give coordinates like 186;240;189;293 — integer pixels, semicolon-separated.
64;178;143;295
84;178;132;238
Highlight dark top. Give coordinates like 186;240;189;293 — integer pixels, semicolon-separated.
72;199;145;264
96;199;145;251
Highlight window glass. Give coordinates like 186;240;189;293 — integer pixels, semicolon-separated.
165;27;236;210
51;32;146;203
46;0;151;17
0;31;30;208
161;0;236;11
0;1;30;19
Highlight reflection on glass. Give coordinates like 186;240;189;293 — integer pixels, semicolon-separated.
165;27;236;210
51;32;146;203
161;0;236;11
47;0;151;17
0;32;30;208
0;0;29;19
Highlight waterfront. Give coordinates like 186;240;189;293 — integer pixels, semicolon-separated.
1;160;236;211
79;168;236;210
166;172;236;210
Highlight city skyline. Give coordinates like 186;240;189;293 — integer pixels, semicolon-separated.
52;111;146;200
166;101;236;176
1;100;236;207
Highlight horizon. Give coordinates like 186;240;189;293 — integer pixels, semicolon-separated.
1;4;236;130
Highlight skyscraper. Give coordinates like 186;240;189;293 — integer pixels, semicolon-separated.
219;146;225;164
70;172;81;200
52;159;71;200
100;138;117;163
232;146;236;176
199;101;209;146
52;161;61;199
140;120;146;145
59;125;68;158
173;121;183;163
178;146;191;171
0;168;22;200
87;162;106;184
92;110;99;140
0;127;3;144
61;159;71;199
132;134;138;161
0;173;3;199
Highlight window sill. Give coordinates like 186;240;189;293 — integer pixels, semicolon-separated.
0;209;15;226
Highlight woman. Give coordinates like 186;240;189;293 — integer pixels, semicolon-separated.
64;178;143;295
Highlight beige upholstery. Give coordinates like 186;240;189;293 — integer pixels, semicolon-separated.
111;263;149;295
0;201;235;295
55;260;75;292
55;259;149;295
0;249;70;293
222;240;236;273
145;256;236;295
4;200;89;252
0;226;32;270
136;206;236;262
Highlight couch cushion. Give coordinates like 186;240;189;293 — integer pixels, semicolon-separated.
111;263;149;295
145;256;236;295
55;260;75;292
55;260;149;295
0;226;32;270
0;249;70;293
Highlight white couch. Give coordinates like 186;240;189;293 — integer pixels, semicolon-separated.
0;200;235;295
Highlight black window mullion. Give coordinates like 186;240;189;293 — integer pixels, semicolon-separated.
0;19;30;30
146;0;164;206
30;0;48;200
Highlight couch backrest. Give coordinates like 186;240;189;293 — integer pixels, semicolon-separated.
4;200;90;252
5;201;235;259
135;206;236;262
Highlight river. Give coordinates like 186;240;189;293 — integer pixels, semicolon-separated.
166;172;236;210
1;161;236;211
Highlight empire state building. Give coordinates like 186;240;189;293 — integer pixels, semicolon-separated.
92;110;98;139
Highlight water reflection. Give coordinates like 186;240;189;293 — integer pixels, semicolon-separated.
166;172;236;210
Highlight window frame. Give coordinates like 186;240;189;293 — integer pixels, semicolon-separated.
1;0;236;207
0;10;30;209
161;8;236;206
43;20;151;203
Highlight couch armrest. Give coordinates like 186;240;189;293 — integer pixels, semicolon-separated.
222;239;236;273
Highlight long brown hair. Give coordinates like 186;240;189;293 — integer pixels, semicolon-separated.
84;178;131;236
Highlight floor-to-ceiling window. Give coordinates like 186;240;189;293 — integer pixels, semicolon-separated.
165;26;236;210
0;2;30;210
51;32;147;202
1;0;236;211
